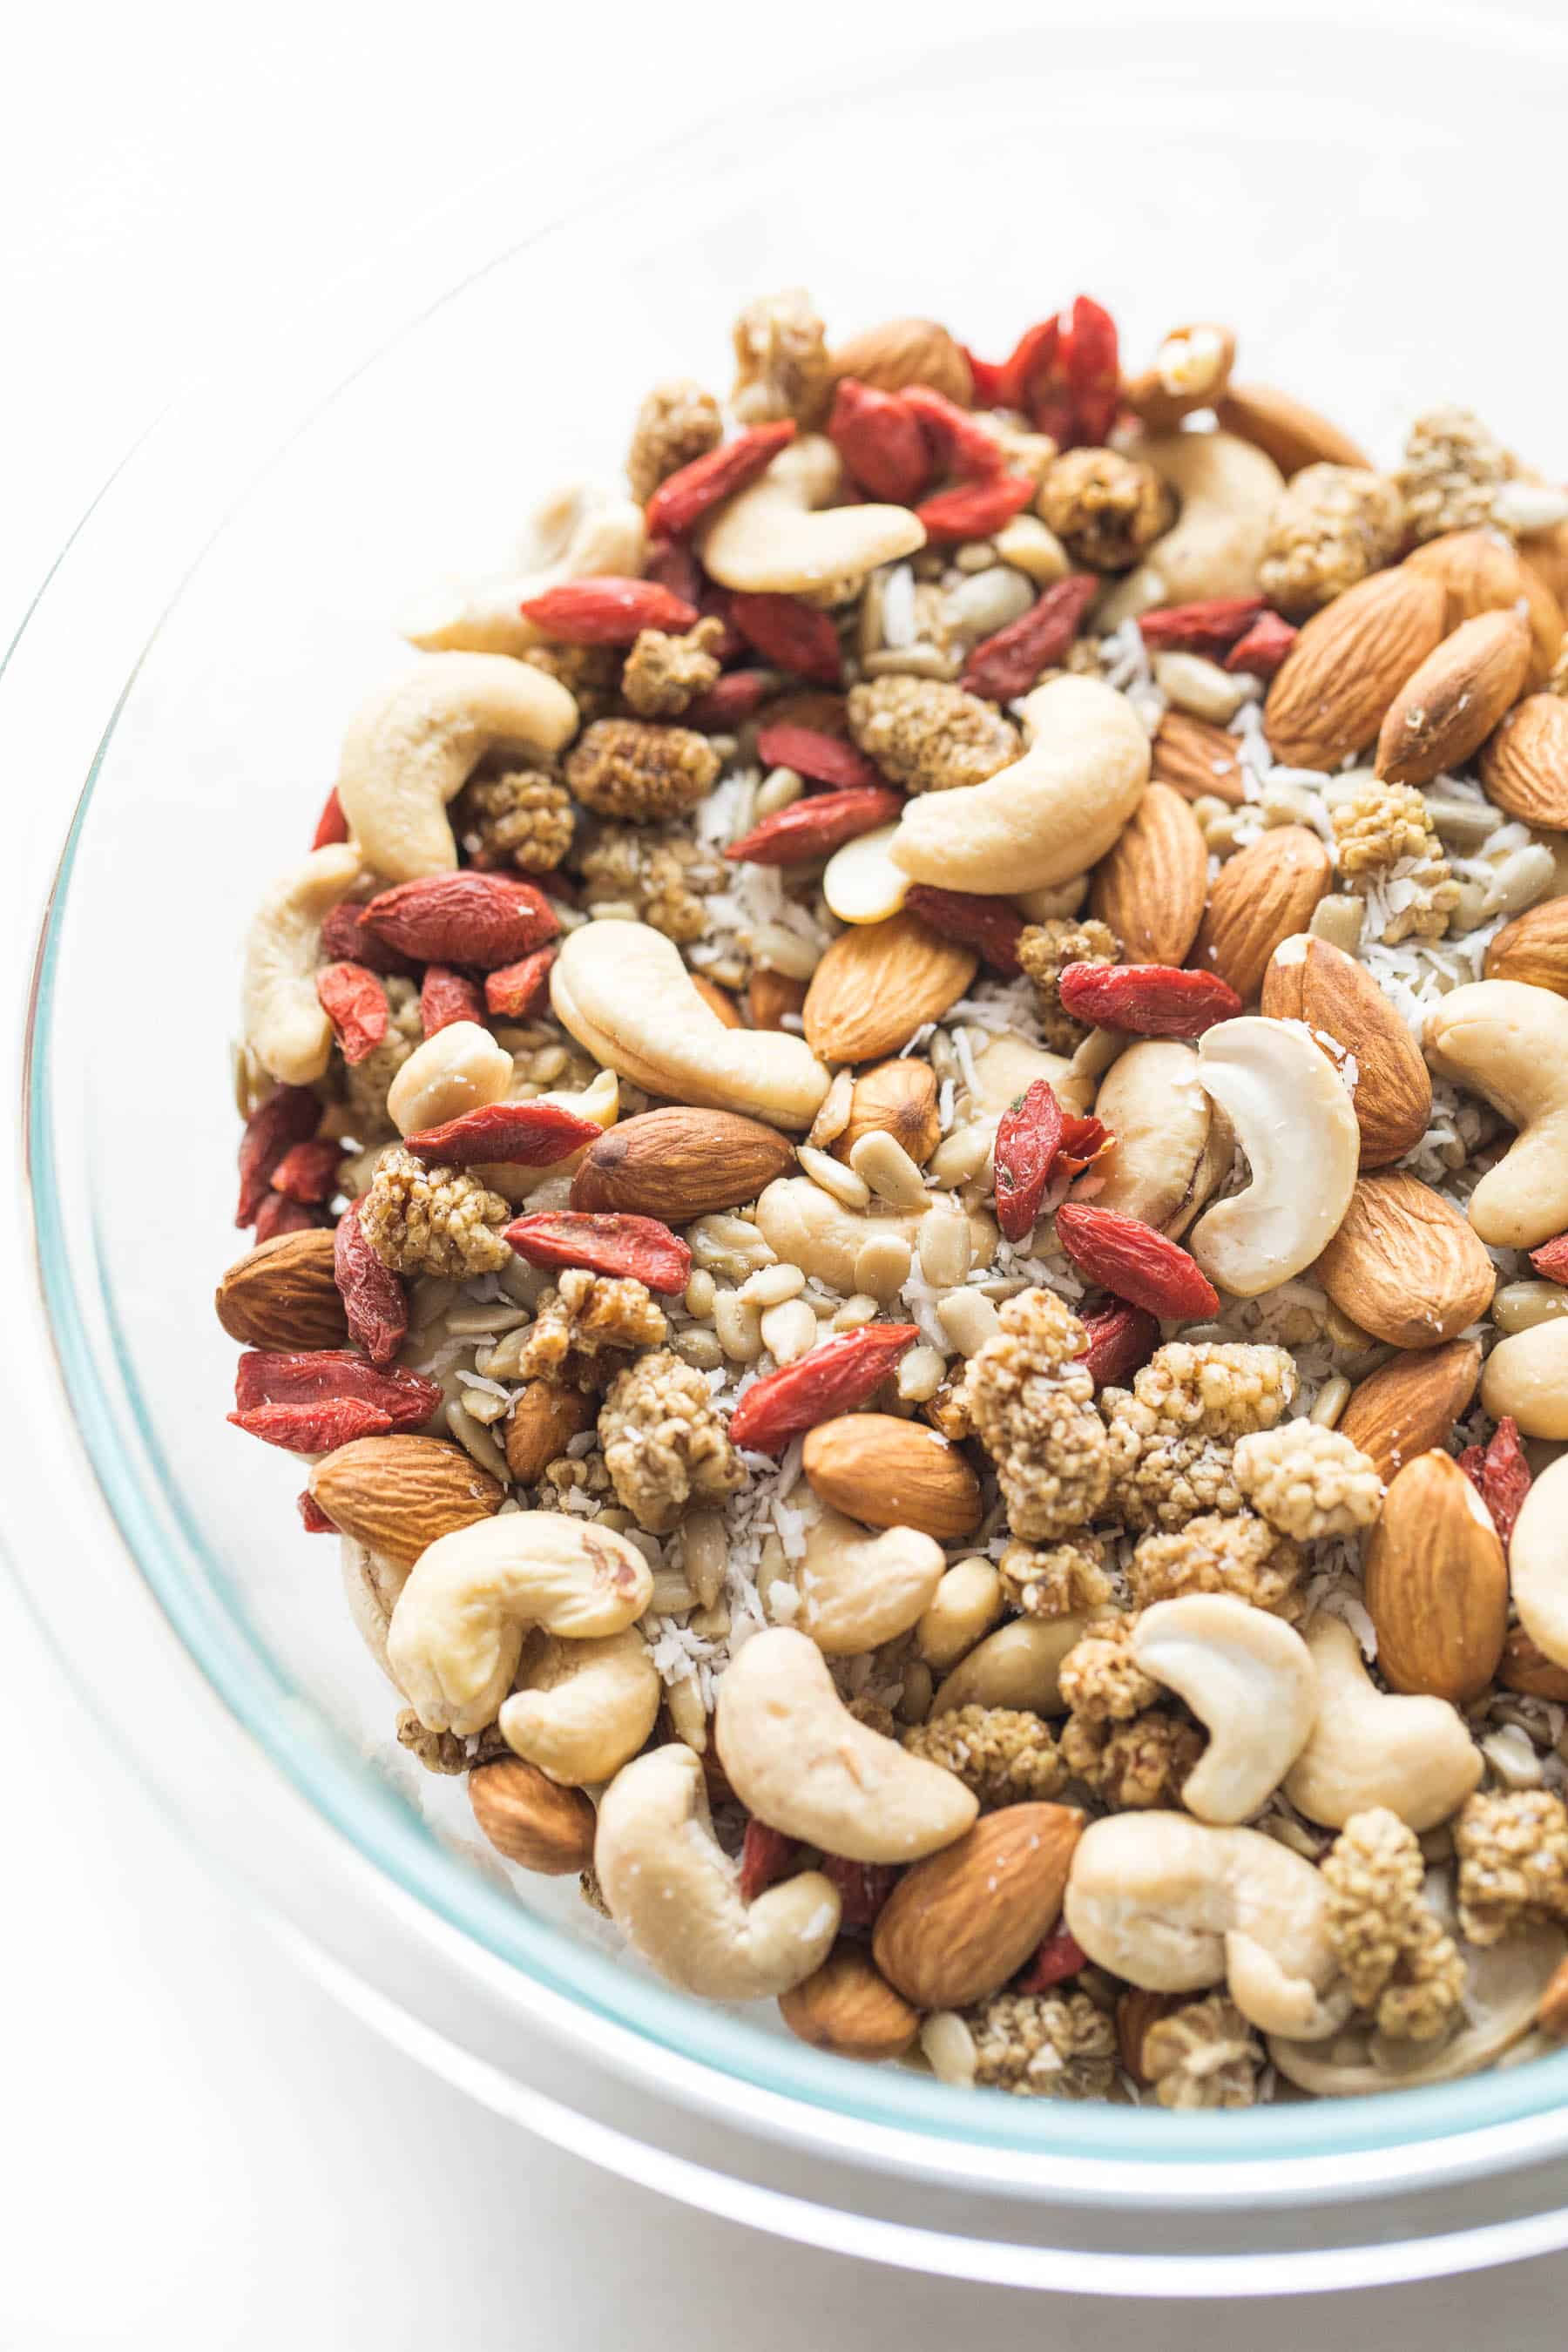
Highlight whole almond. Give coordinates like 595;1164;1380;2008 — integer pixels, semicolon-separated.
872;1802;1085;2009
1364;1448;1508;1705
504;1380;597;1485
1265;569;1447;770
1151;710;1246;805
571;1105;795;1219
214;1228;348;1350
834;1058;941;1166
801;1413;982;1542
830;317;973;404
469;1756;596;1874
1260;934;1432;1166
1337;1339;1482;1484
310;1434;504;1569
1498;1625;1568;1705
804;911;977;1064
1190;827;1330;1000
1215;383;1372;477
1487;896;1568;995
1480;695;1568;829
1522;518;1568;612
1405;527;1564;687
778;1943;922;2062
1091;782;1208;963
1375;609;1531;787
747;966;809;1031
1316;1171;1497;1348
691;974;744;1029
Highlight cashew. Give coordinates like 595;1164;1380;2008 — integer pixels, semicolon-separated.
1098;430;1285;628
1131;1596;1317;1825
1508;1456;1568;1669
1423;981;1568;1248
402;483;646;656
387;1019;515;1138
551;923;829;1132
715;1626;978;1862
595;1745;841;2001
1269;1930;1568;2096
1189;1017;1360;1297
753;1175;990;1301
498;1628;659;1787
930;1613;1100;1720
1483;1321;1568;1439
336;652;579;883
1083;1040;1232;1237
1064;1812;1342;2038
966;1031;1098;1120
797;1507;945;1655
697;435;924;595
241;842;364;1084
388;1512;653;1737
1281;1615;1481;1831
889;676;1150;896
339;1538;410;1689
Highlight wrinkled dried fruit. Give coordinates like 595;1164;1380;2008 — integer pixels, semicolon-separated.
1225;611;1298;677
997;297;1119;445
419;965;485;1036
236;1085;321;1227
1078;1299;1161;1388
827;379;930;504
405;1098;602;1166
362;873;559;968
994;1079;1065;1242
234;1348;441;1429
740;1818;801;1903
318;900;421;979
1054;1202;1220;1319
960;573;1098;702
902;384;1010;482
504;1210;692;1294
727;592;842;686
1139;598;1265;658
724;785;903;866
684;670;775;730
1057;961;1243;1039
297;1489;336;1532
916;473;1035;544
1475;1416;1531;1551
484;947;558;1020
641;535;704;605
333;1199;409;1368
754;722;883;791
269;1138;341;1205
316;961;389;1064
1015;1921;1088;1994
517;576;698;645
902;884;1024;976
645;422;797;539
821;1855;901;1928
1530;1234;1568;1285
228;1397;394;1453
311;785;349;848
253;1194;318;1241
727;1323;920;1455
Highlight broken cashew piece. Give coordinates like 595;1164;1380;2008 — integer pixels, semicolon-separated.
551;923;829;1132
1131;1595;1318;1825
798;1507;945;1655
336;652;579;883
1064;1811;1343;2038
697;435;924;595
1189;1016;1360;1297
388;1511;653;1737
1269;1930;1568;2097
1084;1040;1233;1237
241;841;364;1085
1282;1614;1482;1832
1423;981;1568;1248
402;483;646;656
1098;429;1285;628
595;1744;841;2001
499;1628;660;1787
890;675;1149;896
715;1626;978;1863
388;1019;515;1138
1508;1455;1568;1669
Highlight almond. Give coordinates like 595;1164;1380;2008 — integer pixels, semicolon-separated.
1404;527;1564;688
1215;383;1372;477
803;910;977;1064
1316;1171;1497;1348
1480;694;1568;829
504;1380;597;1485
1487;896;1568;995
469;1756;597;1874
571;1105;795;1220
214;1227;348;1350
747;966;809;1031
1264;569;1447;770
1116;1988;1181;2085
1364;1448;1507;1705
1151;710;1245;805
1338;1339;1482;1484
1091;782;1208;964
1375;608;1531;787
778;1943;921;2062
801;1413;982;1542
871;1802;1085;2009
1522;518;1568;612
834;1058;941;1166
1260;934;1432;1166
1190;827;1330;1000
691;974;744;1029
310;1433;504;1569
829;316;973;405
1498;1625;1568;1706
1537;1951;1568;2039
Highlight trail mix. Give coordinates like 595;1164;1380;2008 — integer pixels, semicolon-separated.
219;288;1568;2106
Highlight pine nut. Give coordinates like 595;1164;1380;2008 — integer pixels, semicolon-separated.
760;1298;818;1363
752;923;821;982
685;1268;717;1319
740;1261;808;1307
849;1129;929;1209
713;1291;765;1362
937;1288;1002;1357
896;1343;948;1402
831;1293;880;1331
798;1146;872;1209
1493;1281;1568;1336
929;1124;991;1186
1152;650;1250;722
672;1327;724;1371
918;1206;973;1288
853;1233;912;1296
1483;844;1557;920
754;766;805;818
666;1673;709;1752
683;1511;728;1610
1309;1375;1352;1429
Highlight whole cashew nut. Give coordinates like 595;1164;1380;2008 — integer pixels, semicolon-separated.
798;1507;945;1655
388;1019;515;1138
1189;1016;1360;1297
1482;1320;1568;1440
889;675;1150;896
388;1512;653;1737
1423;980;1568;1248
402;483;647;657
336;652;579;883
1097;429;1286;628
241;841;364;1084
339;1537;411;1689
595;1745;841;2000
1508;1455;1568;1667
1269;1930;1568;2096
1064;1812;1342;2038
697;436;924;595
1281;1615;1482;1831
551;923;829;1132
1082;1040;1233;1237
929;1612;1102;1720
498;1628;660;1787
966;1031;1099;1120
715;1625;978;1862
1131;1595;1318;1824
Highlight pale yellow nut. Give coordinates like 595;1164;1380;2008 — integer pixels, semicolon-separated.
697;435;924;596
1269;1932;1567;2097
821;825;910;924
241;841;364;1085
1282;1615;1480;1832
1190;1017;1360;1298
1098;430;1285;628
498;1627;659;1788
1423;980;1568;1249
1509;1455;1568;1669
1482;1321;1568;1439
402;483;646;656
1132;1595;1318;1825
798;1507;945;1655
387;1019;514;1139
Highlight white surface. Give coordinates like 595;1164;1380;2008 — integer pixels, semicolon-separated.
6;3;1568;2345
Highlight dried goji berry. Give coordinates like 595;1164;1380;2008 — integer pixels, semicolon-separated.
419;964;486;1036
728;1324;920;1455
739;1819;801;1903
902;884;1024;976
297;1489;336;1533
902;384;1009;483
405;1098;602;1166
960;573;1098;701
961;345;1005;407
234;1349;442;1429
645;421;797;540
1058;962;1243;1039
641;535;704;606
993;1080;1065;1241
1058;1112;1112;1177
236;1084;321;1226
1530;1233;1568;1285
997;315;1064;430
754;722;883;791
517;576;699;645
228;1397;394;1454
362;873;559;968
695;585;749;665
1054;1203;1220;1321
727;592;842;686
311;785;349;848
821;1855;900;1928
318;900;421;979
270;1138;341;1206
253;1193;319;1241
1458;1443;1486;1493
1014;1922;1087;1994
683;670;775;730
1480;1417;1532;1552
504;1210;692;1294
1061;294;1120;448
915;473;1035;544
1078;1300;1161;1389
723;785;902;867
827;380;931;504
316;961;389;1064
1225;610;1298;678
484;946;558;1020
1138;598;1264;659
334;1198;407;1368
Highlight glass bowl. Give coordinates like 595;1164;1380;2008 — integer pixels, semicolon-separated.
12;10;1568;2296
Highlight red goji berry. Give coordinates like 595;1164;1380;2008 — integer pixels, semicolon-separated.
641;535;704;605
993;1081;1066;1242
1058;962;1243;1040
960;574;1098;701
405;1098;601;1166
517;576;698;645
739;1819;801;1903
334;1198;407;1368
318;900;421;979
236;1085;321;1226
724;785;902;867
270;1138;341;1206
960;345;1005;407
484;947;558;1020
361;873;559;968
1480;1417;1532;1552
311;785;349;848
915;473;1035;544
253;1193;319;1241
504;1211;692;1295
234;1349;441;1429
902;385;1010;482
1054;1203;1220;1320
419;964;486;1036
1138;598;1264;659
1059;1112;1112;1177
754;722;883;791
902;884;1024;976
645;422;797;540
297;1489;336;1533
727;592;842;686
1078;1300;1160;1388
827;380;931;504
997;315;1064;431
1458;1443;1486;1493
316;960;389;1064
1061;295;1120;448
1014;1922;1088;1994
728;1324;920;1456
1225;610;1298;678
695;585;749;665
228;1397;394;1454
821;1855;900;1928
1530;1233;1568;1285
684;670;775;730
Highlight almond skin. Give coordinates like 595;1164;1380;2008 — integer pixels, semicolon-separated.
1337;1339;1482;1484
1215;383;1372;476
1480;694;1568;830
1260;934;1432;1166
804;910;977;1064
835;1058;942;1166
570;1105;796;1219
801;1413;982;1542
778;1943;922;2062
1364;1448;1508;1706
829;317;973;404
504;1380;597;1485
1487;896;1568;995
1151;711;1246;805
691;974;744;1029
1264;569;1447;770
1498;1625;1568;1706
1190;827;1331;1000
1091;782;1208;964
310;1434;504;1569
747;967;809;1031
1316;1171;1497;1348
872;1802;1085;2009
1404;527;1564;688
1375;608;1531;787
1117;1988;1181;2085
469;1757;597;1874
214;1228;348;1350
